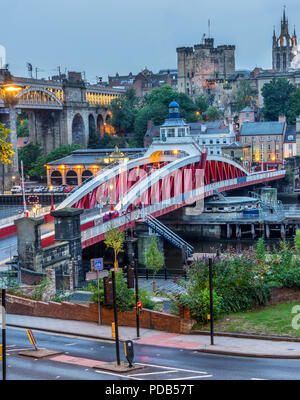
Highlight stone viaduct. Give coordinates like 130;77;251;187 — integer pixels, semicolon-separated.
0;68;125;190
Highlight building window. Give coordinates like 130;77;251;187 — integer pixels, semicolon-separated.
178;128;185;137
276;153;280;159
275;136;279;141
167;128;175;137
223;139;226;144
203;140;206;145
268;144;271;150
260;137;264;142
289;144;293;150
275;144;279;150
210;140;213;144
267;136;271;142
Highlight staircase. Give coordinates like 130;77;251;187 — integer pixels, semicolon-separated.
144;215;194;257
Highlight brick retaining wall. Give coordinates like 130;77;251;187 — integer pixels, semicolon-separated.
270;287;300;304
5;294;193;334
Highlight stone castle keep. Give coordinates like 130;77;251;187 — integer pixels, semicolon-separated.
177;37;235;99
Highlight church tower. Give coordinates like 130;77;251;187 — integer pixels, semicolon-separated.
272;7;297;72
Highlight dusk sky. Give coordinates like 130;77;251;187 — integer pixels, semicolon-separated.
1;0;300;83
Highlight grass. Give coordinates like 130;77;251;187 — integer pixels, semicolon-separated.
196;301;300;338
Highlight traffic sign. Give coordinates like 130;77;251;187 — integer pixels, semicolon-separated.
86;270;108;281
95;258;103;271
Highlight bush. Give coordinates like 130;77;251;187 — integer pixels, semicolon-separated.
88;270;155;312
178;288;223;323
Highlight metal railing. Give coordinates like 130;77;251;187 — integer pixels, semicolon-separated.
145;215;193;257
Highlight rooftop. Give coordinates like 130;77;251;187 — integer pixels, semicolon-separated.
240;121;285;136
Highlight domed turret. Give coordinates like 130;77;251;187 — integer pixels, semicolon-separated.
168;100;180;119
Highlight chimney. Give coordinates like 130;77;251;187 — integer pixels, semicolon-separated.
278;115;286;123
147;120;153;130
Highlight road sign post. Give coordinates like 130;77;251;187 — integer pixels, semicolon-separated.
134;261;140;338
209;258;214;345
111;270;120;365
1;289;6;380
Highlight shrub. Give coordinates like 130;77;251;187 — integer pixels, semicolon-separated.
178;288;223;323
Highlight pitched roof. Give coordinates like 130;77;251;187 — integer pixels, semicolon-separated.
284;125;296;143
240;106;253;113
240;121;285;136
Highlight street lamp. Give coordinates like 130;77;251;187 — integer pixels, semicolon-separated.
1;83;23;191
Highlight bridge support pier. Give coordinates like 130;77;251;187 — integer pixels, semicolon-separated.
266;224;270;239
136;232;164;269
251;224;255;239
226;224;232;239
281;224;286;240
51;208;84;288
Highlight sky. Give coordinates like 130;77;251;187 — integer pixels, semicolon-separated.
1;0;300;83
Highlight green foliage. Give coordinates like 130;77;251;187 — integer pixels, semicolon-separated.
109;89;138;133
88;132;128;149
255;237;266;262
262;78;296;122
145;236;164;277
235;80;256;112
104;225;126;270
131;85;197;147
294;230;300;254
31;278;52;301
195;94;209;114
17;118;29;137
0;122;14;165
18;142;43;176
179;288;223;323
205;105;220;121
28;143;83;180
287;87;300;125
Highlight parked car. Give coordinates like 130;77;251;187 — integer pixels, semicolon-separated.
57;186;66;193
33;186;44;193
63;186;73;193
11;185;22;193
41;187;48;193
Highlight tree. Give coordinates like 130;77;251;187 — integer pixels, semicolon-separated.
104;224;126;271
262;78;296;121
287;87;300;125
0;123;14;165
132;85;198;147
109;88;138;134
18;143;42;176
195;94;209;114
28;143;83;180
235;80;256;112
205;105;220;121
145;236;164;290
17;119;29;138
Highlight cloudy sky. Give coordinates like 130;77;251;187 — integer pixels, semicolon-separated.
1;0;299;83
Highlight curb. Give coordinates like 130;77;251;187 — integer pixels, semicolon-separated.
194;348;300;359
7;323;119;343
191;330;300;343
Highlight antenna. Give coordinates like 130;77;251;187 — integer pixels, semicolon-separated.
208;19;211;38
26;62;33;78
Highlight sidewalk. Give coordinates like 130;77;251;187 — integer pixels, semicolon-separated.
7;314;300;359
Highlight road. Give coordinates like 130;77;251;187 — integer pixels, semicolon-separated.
3;327;300;380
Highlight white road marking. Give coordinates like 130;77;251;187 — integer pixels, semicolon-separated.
168;375;213;380
65;343;77;346
136;362;208;374
94;369;141;380
7;347;32;352
128;370;178;377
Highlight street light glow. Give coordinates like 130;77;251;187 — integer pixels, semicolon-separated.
3;86;22;92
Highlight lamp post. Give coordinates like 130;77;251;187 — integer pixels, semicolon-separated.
1;83;22;191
